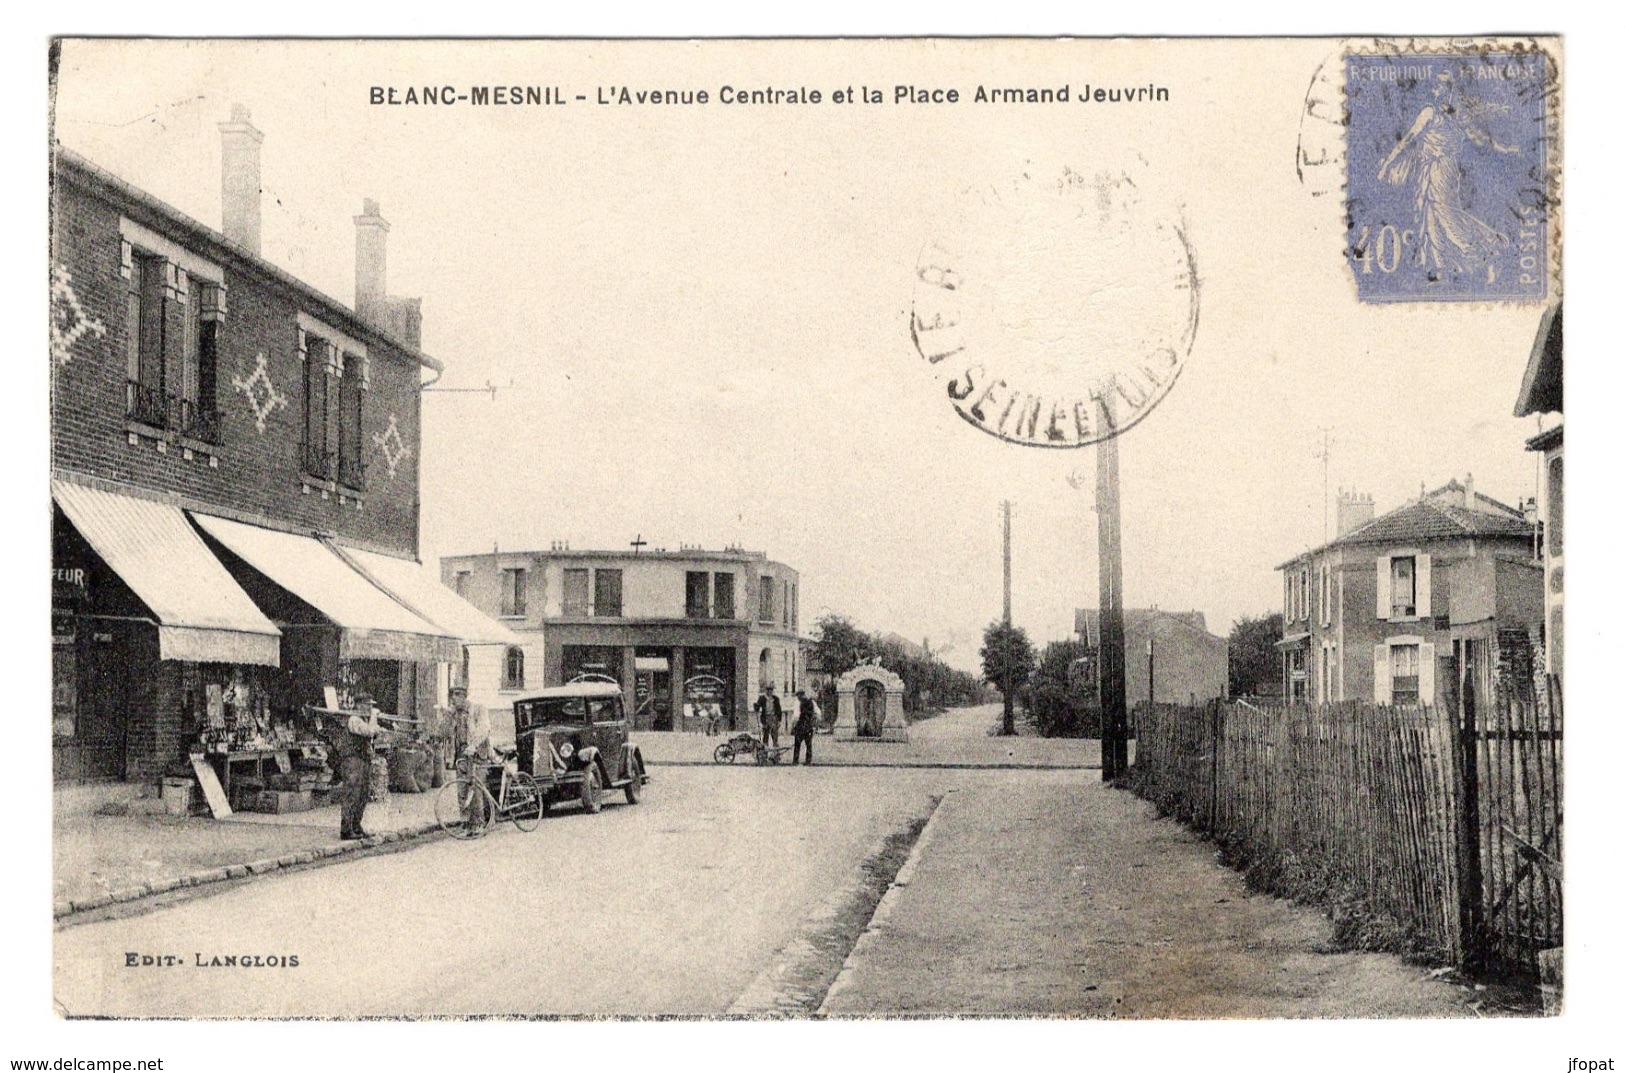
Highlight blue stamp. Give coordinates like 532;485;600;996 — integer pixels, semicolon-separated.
1345;51;1551;302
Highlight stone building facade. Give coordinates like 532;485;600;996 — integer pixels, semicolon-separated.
441;546;804;734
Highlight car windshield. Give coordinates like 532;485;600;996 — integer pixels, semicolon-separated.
515;697;588;730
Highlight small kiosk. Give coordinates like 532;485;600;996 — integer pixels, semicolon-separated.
833;663;908;743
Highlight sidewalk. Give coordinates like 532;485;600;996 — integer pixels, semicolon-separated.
819;775;1474;1018
641;704;1100;769
53;790;440;918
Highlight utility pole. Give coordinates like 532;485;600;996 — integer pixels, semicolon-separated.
1002;500;1013;625
1000;499;1016;735
1314;428;1333;545
1098;402;1129;781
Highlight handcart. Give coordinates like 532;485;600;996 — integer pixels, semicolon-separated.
712;732;791;766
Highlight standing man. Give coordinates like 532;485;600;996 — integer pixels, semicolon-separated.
791;689;817;766
447;685;497;829
328;692;386;841
753;683;783;749
447;685;496;768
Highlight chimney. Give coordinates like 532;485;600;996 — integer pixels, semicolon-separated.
1336;489;1375;536
1463;472;1475;509
1523;497;1539;524
218;104;264;255
354;198;390;324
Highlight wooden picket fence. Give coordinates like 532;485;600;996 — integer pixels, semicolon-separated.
1132;683;1562;976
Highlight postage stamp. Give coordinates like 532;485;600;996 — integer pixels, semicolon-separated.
1345;50;1551;303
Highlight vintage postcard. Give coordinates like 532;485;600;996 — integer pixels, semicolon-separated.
43;35;1566;1035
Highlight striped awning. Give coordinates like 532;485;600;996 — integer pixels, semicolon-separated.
52;480;281;666
190;513;458;663
330;544;523;647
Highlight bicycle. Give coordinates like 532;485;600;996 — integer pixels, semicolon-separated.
433;749;542;838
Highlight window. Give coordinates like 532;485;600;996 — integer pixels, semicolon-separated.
713;572;735;619
1390;643;1420;704
337;351;365;490
593;569;623;617
759;576;775;624
119;227;224;442
125;252;167;427
562;568;590;615
452;571;471;598
782;580;791;627
175;274;220;443
1391;556;1417;618
1319;565;1331;626
686;571;710;618
302;333;332;480
501;568;527;617
1286;647;1307;701
503;646;525;691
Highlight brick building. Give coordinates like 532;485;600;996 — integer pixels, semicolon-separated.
50;107;512;788
440;545;804;734
1276;480;1543;708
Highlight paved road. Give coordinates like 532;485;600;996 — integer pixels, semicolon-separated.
54;763;977;1017
53;705;1466;1019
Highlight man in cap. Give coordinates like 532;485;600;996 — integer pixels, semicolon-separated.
753;683;784;749
447;685;497;830
329;693;386;840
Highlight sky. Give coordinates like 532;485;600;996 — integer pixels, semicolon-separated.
50;38;1555;673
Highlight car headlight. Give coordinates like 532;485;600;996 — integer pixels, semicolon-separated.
558;741;575;759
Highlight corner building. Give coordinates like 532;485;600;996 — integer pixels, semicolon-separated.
50;108;513;790
440;546;805;734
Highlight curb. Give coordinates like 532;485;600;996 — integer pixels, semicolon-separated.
818;788;955;1015
650;760;1100;772
727;792;950;1018
54;820;444;924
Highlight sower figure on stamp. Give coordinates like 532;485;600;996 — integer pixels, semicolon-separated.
754;683;783;749
329;692;386;841
792;689;817;766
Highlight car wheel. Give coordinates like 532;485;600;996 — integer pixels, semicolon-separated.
624;758;643;804
714;743;735;764
579;764;604;814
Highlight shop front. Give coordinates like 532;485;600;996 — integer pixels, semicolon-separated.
52;481;283;787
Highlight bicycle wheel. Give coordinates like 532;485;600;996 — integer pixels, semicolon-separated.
507;771;543;833
435;777;497;839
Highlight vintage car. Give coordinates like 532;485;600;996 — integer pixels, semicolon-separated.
511;682;649;813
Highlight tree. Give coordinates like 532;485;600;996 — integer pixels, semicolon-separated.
1029;638;1102;737
981;621;1035;736
1228;612;1284;697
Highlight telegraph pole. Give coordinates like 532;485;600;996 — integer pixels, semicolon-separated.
1000;500;1016;735
1002;500;1013;625
1097;402;1129;781
1315;428;1333;545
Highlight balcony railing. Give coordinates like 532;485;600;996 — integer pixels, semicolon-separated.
126;380;221;445
300;440;334;482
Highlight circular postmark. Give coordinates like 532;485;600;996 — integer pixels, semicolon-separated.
910;165;1199;449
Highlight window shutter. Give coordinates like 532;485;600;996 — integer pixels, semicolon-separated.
1373;643;1392;704
1416;554;1432;618
1418;643;1436;705
1376;556;1392;620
